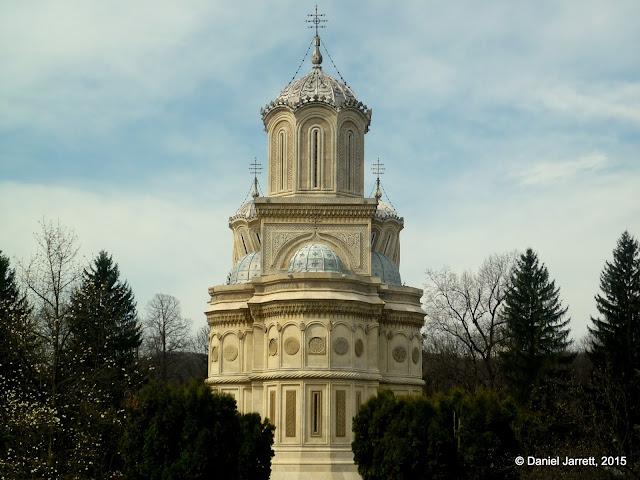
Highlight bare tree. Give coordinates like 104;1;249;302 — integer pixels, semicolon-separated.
19;218;82;465
423;252;516;388
144;293;190;383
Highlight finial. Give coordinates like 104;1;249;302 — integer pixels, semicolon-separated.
249;157;262;198
372;158;385;200
307;5;326;67
307;5;326;36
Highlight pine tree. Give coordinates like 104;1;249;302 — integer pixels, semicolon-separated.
588;231;640;466
62;250;143;478
0;252;55;479
500;248;572;402
589;231;640;382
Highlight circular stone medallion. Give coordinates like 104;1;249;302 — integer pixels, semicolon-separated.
392;345;407;363
308;337;326;354
354;338;364;357
284;337;300;355
223;345;238;362
412;347;420;364
211;346;219;362
268;338;278;356
333;337;349;356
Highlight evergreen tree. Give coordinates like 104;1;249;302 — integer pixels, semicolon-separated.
61;250;143;478
588;231;640;468
0;251;55;479
589;231;640;383
500;248;572;403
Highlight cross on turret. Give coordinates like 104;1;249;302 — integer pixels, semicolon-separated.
250;157;262;198
371;158;385;200
306;5;327;36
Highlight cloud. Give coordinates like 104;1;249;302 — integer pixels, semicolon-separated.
516;153;609;186
530;83;640;124
0;181;232;332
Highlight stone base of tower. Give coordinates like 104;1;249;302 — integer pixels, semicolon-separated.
270;446;361;480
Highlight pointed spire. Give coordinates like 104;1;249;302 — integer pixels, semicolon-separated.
307;5;326;68
249;157;262;198
372;158;385;200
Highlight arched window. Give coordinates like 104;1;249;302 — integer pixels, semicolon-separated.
346;131;354;191
312;128;319;188
278;130;285;191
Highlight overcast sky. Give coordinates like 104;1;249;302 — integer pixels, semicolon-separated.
1;1;639;341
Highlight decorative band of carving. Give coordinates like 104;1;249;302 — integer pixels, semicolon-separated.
379;376;426;386
248;371;383;382
204;376;251;385
380;312;425;327
250;301;383;320
207;312;253;325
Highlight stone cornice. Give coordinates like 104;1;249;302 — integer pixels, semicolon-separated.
249;300;383;321
379;376;426;387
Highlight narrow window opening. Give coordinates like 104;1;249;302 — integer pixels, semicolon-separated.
347;131;353;191
241;234;248;255
384;234;392;255
371;231;377;246
256;232;261;245
279;131;285;191
269;391;276;424
311;391;322;436
312;129;319;188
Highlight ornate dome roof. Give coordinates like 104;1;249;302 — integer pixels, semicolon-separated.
375;200;401;221
371;252;402;285
230;200;257;221
288;243;344;273
227;251;261;284
260;36;371;130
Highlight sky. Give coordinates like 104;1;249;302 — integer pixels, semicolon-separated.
1;1;639;342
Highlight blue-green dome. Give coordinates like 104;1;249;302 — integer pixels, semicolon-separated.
371;252;401;285
288;243;344;273
227;251;261;284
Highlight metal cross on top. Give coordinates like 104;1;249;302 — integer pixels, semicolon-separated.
372;158;385;200
371;158;385;178
307;5;327;35
250;157;262;198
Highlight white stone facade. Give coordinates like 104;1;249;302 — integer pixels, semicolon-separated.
206;34;424;479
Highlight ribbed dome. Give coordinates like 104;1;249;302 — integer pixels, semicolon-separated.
371;252;402;285
231;200;257;221
375;200;400;221
288;243;344;273
227;251;261;284
261;68;372;130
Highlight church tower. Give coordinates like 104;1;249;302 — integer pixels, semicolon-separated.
206;18;424;479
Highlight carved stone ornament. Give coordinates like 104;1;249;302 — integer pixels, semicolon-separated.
268;338;278;356
354;338;364;357
333;337;349;356
223;345;238;362
284;337;300;355
392;345;407;363
211;346;219;363
412;347;420;364
308;337;326;355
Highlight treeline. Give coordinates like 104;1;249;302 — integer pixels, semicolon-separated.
0;219;273;479
354;232;640;479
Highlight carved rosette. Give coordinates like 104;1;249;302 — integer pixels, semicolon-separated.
284;337;300;355
354;338;364;357
412;347;420;364
211;346;219;363
333;337;349;355
268;338;278;356
392;345;407;363
308;337;326;354
223;345;238;362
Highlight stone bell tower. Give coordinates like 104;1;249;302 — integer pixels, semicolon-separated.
206;14;424;479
